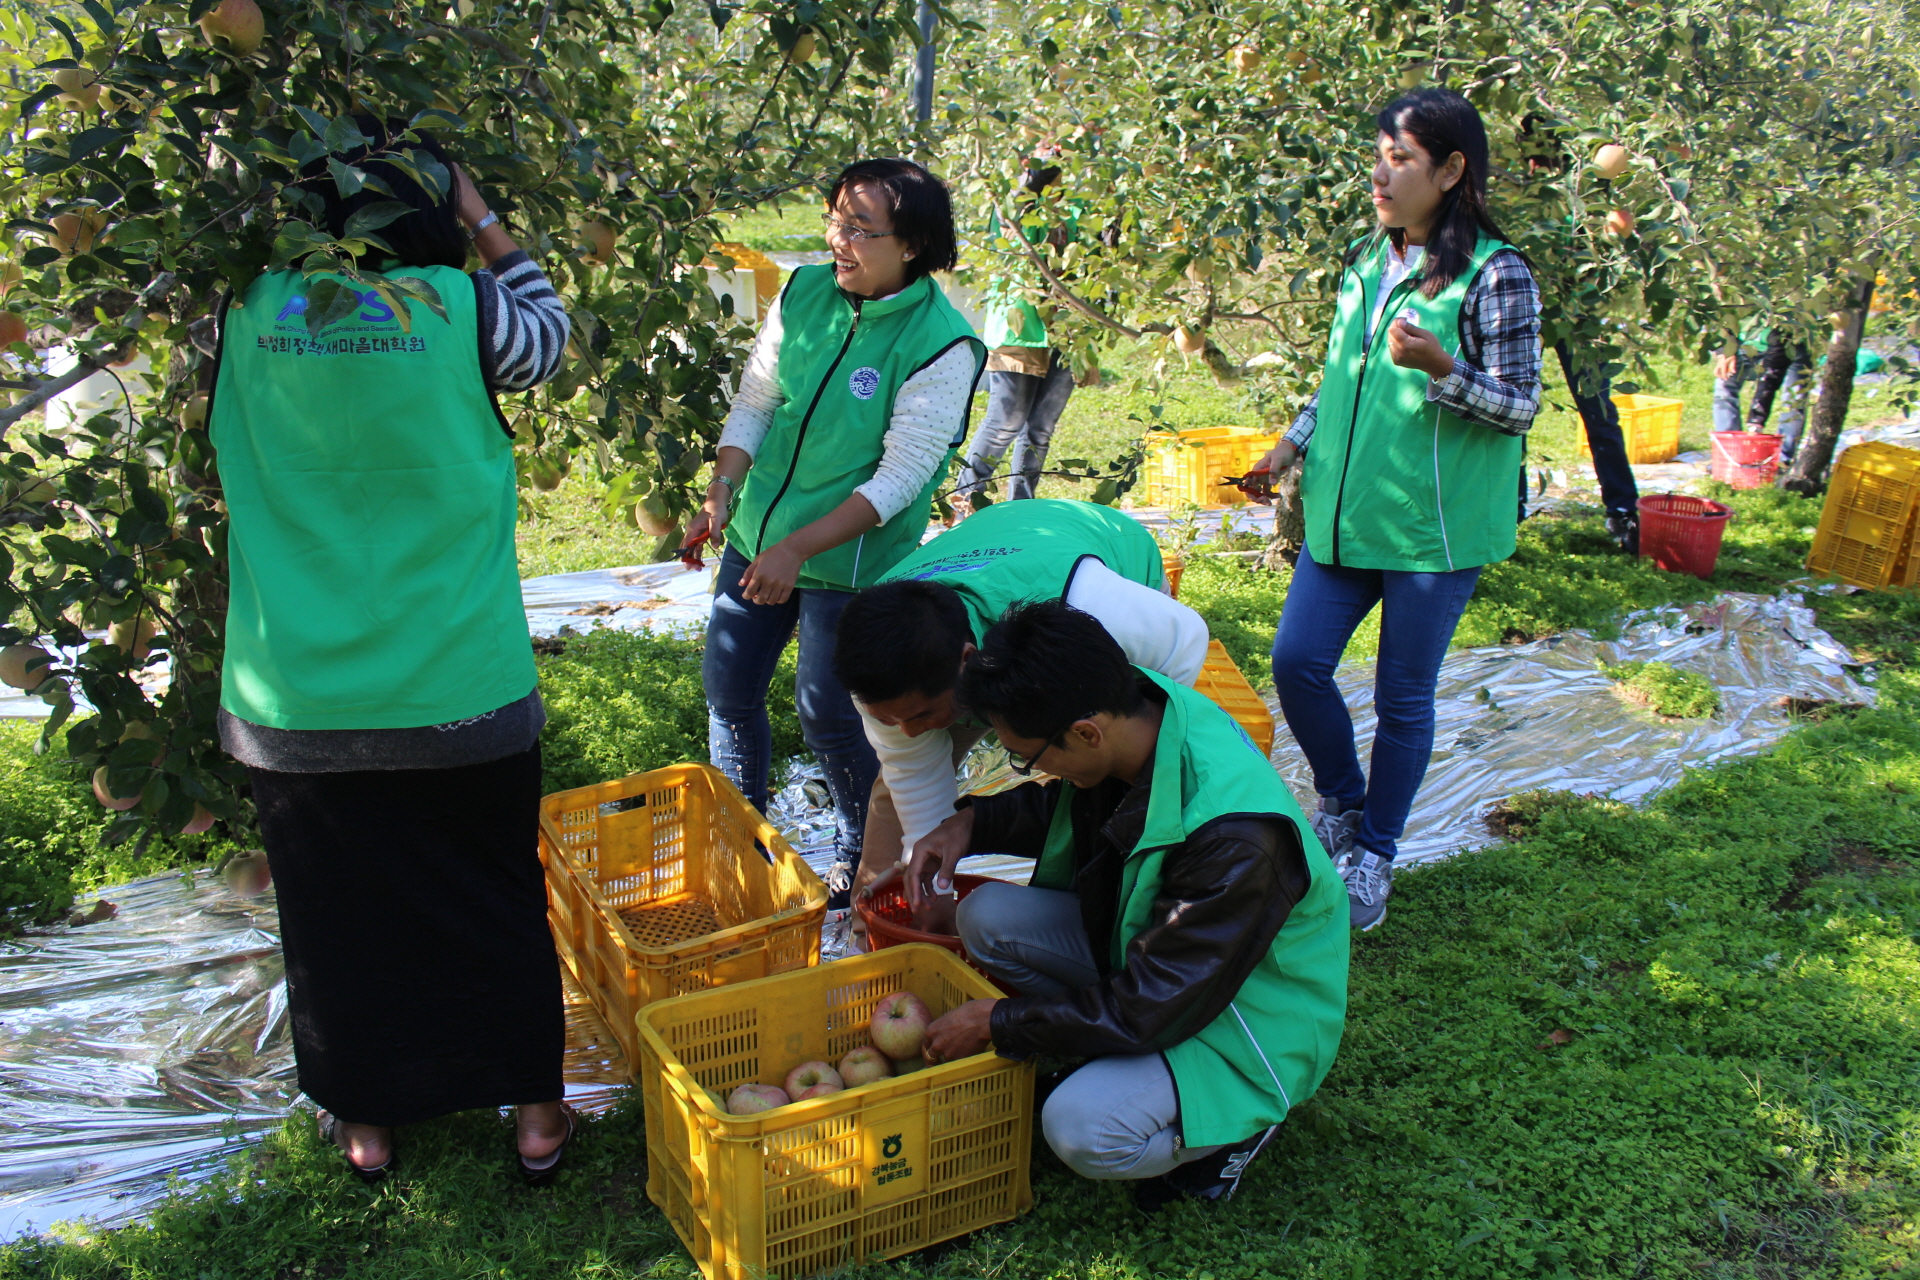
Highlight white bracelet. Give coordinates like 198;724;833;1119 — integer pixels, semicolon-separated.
469;211;498;236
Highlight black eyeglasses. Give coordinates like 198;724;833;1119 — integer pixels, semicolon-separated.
1004;714;1094;776
822;213;896;243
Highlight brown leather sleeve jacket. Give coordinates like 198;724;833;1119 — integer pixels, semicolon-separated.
968;775;1311;1061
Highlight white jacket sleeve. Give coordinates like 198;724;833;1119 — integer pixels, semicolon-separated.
716;293;786;460
1065;559;1209;685
861;706;964;864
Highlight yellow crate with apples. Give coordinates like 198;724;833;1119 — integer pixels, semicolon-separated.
1141;426;1280;507
538;764;827;1068
638;944;1034;1280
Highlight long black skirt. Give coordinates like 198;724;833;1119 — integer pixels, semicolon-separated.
250;746;563;1127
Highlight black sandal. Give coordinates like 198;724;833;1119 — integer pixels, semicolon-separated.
517;1103;577;1187
317;1111;392;1184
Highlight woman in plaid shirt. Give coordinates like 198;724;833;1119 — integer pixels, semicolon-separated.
1251;88;1542;932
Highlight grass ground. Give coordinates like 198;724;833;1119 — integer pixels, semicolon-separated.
2;489;1916;1277
4;228;1918;1273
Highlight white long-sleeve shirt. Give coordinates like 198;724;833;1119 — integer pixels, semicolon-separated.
718;293;980;523
860;558;1211;864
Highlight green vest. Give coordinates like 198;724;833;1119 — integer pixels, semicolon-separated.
211;266;535;730
1300;234;1521;572
876;498;1163;640
1032;669;1350;1147
730;265;986;591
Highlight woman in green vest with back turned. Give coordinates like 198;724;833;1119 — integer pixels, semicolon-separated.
683;159;986;909
1249;89;1543;932
210;119;574;1183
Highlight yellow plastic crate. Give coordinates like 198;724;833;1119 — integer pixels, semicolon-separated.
1141;427;1280;507
1160;549;1185;597
1806;442;1920;589
1577;394;1683;465
1194;638;1275;758
707;241;785;317
539;763;827;1066
638;944;1034;1280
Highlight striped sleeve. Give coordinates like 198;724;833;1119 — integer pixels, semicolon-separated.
473;250;570;392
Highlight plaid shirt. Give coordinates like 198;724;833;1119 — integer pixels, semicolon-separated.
1284;247;1542;449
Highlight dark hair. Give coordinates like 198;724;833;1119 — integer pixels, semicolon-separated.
298;116;466;270
957;600;1144;742
826;158;960;279
833;580;974;703
1374;88;1510;298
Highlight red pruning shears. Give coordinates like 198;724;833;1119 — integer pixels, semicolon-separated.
1219;464;1273;497
676;529;711;570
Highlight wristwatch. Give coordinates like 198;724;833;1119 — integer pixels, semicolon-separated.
466;210;498;239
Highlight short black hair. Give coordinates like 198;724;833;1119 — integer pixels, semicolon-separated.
834;580;974;703
957;600;1145;742
297;116;467;270
826;158;960;279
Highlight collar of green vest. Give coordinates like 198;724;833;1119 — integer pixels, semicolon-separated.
836;270;934;318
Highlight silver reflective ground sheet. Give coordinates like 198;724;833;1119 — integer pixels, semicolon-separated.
0;590;1871;1238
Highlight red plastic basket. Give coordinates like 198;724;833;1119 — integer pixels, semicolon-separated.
855;873;1020;991
1638;494;1732;579
1709;432;1781;490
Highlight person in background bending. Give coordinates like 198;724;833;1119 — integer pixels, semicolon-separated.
952;157;1076;513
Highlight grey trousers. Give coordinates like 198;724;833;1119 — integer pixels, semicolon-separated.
957;881;1223;1179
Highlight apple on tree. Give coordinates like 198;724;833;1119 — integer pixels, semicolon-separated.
1593;143;1631;180
0;644;52;690
92;766;142;811
1605;208;1637;238
199;0;266;56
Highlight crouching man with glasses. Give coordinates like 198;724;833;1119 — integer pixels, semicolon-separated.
910;600;1349;1211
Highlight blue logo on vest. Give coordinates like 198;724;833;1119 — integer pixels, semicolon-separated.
848;367;881;400
276;296;308;321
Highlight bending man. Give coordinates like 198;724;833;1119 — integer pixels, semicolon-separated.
916;601;1349;1210
832;498;1208;924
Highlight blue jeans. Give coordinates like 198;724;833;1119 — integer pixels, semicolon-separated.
1270;543;1481;861
703;546;877;891
953;357;1075;501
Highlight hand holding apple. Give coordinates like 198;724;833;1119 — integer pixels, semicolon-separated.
923;998;999;1065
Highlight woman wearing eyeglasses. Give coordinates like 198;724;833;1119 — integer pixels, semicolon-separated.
684;158;986;906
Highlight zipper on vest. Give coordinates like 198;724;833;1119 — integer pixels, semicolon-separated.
1328;273;1419;567
755;299;863;555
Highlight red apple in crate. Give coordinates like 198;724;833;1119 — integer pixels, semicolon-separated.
726;1083;790;1115
784;1061;844;1100
839;1045;893;1087
870;992;931;1059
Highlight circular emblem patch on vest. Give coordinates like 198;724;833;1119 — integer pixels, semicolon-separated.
848;366;881;400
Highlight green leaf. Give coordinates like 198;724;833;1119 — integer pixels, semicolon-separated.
327;158;367;198
44;15;85;61
323;116;371;157
384;275;449;329
292;106;331;139
342;201;415;242
80;0;116;34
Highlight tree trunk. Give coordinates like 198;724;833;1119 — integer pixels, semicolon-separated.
1258;462;1305;569
1780;275;1876;495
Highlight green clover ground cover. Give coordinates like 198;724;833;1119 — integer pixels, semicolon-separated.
2;482;1917;1278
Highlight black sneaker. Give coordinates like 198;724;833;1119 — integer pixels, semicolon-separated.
1131;1125;1277;1213
1605;511;1639;556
